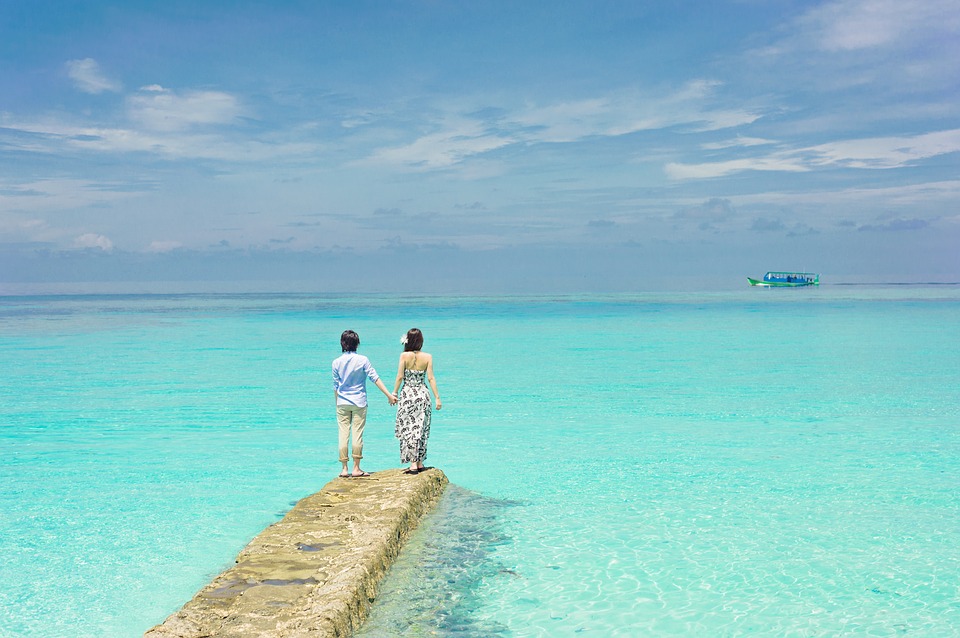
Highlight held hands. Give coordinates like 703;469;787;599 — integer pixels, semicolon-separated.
388;393;398;406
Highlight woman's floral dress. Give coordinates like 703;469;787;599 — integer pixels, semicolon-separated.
395;368;431;463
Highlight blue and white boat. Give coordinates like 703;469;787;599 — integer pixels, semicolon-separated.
748;271;820;287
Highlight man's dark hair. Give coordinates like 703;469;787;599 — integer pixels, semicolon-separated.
341;330;360;352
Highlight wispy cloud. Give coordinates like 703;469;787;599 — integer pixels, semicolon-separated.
743;0;960;99
3;67;323;165
701;136;777;150
797;0;960;52
0;113;319;162
731;180;960;223
65;58;121;94
147;240;183;253
0;177;140;213
587;219;616;229
804;129;960;168
365;81;761;170
0;217;49;241
74;233;114;251
365;117;514;169
673;197;737;231
513;80;760;141
859;217;930;232
127;85;244;131
666;156;808;180
750;217;787;232
667;128;960;180
2;80;323;167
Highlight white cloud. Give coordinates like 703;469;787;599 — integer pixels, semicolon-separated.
516;81;759;142
511;97;612;143
804;128;960;168
366;81;761;170
0;177;139;213
147;240;183;253
797;0;960;52
0;217;49;241
746;0;960;97
365;118;515;169
340;111;379;129
674;197;737;230
701;136;777;150
734;179;960;210
74;233;114;251
65;58;122;94
667;128;960;180
0;114;318;162
127;85;244;131
0;83;320;163
666;156;809;180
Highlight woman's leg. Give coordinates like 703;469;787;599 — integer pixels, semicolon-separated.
416;405;432;470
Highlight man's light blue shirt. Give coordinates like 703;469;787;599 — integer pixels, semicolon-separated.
333;351;380;407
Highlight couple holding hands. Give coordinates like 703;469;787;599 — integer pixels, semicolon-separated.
332;328;441;478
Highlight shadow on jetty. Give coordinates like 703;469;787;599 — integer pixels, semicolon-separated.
355;484;516;637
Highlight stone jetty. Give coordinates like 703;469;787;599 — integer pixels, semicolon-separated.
145;468;448;638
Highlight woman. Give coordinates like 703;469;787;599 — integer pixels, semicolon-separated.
393;328;442;474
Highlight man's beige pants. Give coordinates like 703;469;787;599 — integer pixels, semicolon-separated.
336;405;366;462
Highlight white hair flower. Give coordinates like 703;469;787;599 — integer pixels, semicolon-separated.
400;335;408;345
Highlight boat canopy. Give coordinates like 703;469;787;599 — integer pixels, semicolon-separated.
763;272;819;284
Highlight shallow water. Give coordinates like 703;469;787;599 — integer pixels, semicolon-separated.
1;288;958;636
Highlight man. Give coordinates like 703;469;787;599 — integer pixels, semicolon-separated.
332;330;396;477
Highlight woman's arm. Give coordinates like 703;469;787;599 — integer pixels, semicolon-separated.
393;353;407;395
426;356;442;410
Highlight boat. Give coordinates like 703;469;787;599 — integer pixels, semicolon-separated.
748;271;820;287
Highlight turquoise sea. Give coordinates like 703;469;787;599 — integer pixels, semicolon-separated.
1;287;958;637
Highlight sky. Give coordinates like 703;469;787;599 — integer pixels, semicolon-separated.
1;0;958;292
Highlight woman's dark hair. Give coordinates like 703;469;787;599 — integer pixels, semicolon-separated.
340;330;360;352
403;328;423;352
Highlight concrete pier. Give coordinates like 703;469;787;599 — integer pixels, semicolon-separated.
145;468;449;638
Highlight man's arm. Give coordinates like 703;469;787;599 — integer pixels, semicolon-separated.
374;378;397;405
